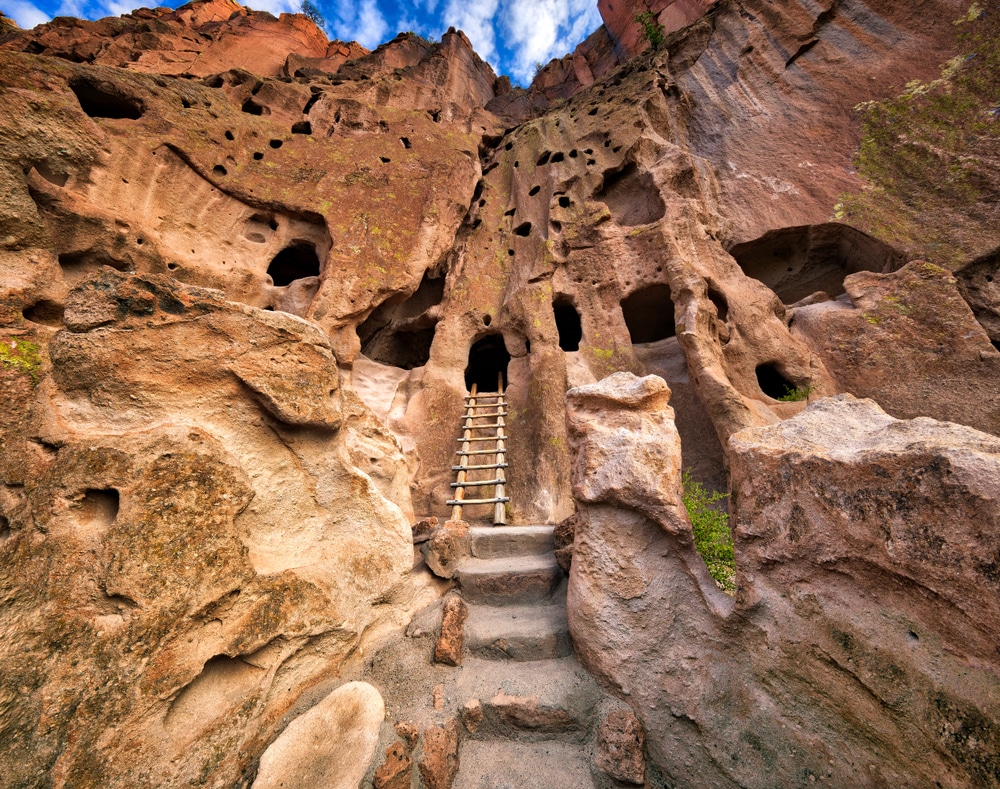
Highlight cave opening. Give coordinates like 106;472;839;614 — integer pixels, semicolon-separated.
595;163;665;226
23;300;65;327
465;335;510;392
729;223;904;304
622;284;675;343
553;298;582;352
267;243;320;286
69;78;143;120
756;363;795;400
357;270;445;369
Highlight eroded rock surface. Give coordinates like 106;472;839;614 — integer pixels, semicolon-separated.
567;381;1000;787
0;271;412;788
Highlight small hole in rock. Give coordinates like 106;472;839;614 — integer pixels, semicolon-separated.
213;165;227;176
269;139;283;149
253;152;264;160
528;185;540;196
505;142;513;150
755;363;796;399
537;151;551;166
508;249;514;256
553;297;582;352
23;300;64;327
558;196;571;208
550;152;564;163
588;107;599;116
0;514;10;542
400;137;411;149
513;222;532;237
267;242;321;286
241;98;265;115
380;156;391;163
167;263;179;271
514;161;519;168
291;121;311;134
569;150;578;158
483;314;492;326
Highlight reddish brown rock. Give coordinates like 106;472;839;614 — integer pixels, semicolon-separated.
417;720;460;789
421;520;470;580
594;709;646;785
373;741;412;789
394;721;419;750
460;699;483;734
489;692;575;732
412;516;439;544
433;595;468;666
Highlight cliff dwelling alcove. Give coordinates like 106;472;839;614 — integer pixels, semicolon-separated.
266;242;320;286
622;284;675;343
69;77;144;120
465;335;510;391
595;163;666;226
553;298;582;352
357;271;444;369
729;223;904;304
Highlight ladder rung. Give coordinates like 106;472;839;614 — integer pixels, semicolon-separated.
464;398;506;404
452;463;508;470
463;411;507;418
446;497;510;505
455;449;507;456
451;479;505;487
459;437;506;443
462;421;505;429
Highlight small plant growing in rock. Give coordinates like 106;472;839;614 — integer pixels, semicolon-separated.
635;11;665;49
682;471;735;593
778;384;813;402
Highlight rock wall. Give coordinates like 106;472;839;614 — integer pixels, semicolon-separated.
567;380;1000;787
1;0;999;784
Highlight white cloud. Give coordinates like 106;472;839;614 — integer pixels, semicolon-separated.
5;0;50;28
240;0;299;16
442;0;500;64
502;0;601;84
328;0;389;47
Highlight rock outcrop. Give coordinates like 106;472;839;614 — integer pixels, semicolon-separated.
0;271;413;787
1;0;999;785
567;380;1000;787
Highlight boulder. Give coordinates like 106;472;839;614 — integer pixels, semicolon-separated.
417;719;460;789
253;682;385;789
422;520;471;580
594;708;646;785
567;384;1000;788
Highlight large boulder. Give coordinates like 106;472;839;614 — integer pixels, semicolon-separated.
566;379;1000;788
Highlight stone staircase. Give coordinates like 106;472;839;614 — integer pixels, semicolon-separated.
358;522;645;789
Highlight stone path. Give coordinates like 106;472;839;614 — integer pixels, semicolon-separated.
357;523;645;789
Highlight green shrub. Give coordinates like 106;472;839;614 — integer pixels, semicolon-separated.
635;11;665;49
682;471;735;592
300;0;325;28
777;384;813;402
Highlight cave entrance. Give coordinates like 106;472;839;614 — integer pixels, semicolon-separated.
465;335;510;392
357;270;445;370
756;363;796;400
729;223;904;304
553;297;582;352
622;284;675;343
267;242;320;286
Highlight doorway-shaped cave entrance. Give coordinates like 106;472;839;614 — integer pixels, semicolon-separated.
622;284;675;343
465;335;510;392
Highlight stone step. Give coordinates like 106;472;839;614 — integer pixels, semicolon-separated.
457;554;563;605
454;740;597;789
469;525;555;559
465;603;571;662
451;657;601;743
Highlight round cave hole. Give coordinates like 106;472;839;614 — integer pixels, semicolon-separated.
267;243;321;287
465;335;510;392
756;363;795;400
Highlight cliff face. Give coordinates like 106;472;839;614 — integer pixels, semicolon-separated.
1;0;999;786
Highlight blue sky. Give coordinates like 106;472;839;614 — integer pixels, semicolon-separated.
3;0;603;85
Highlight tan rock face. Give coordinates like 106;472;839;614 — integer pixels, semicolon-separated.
567;385;1000;787
0;271;412;788
594;708;646;785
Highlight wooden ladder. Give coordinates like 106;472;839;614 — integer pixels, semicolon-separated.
447;374;509;525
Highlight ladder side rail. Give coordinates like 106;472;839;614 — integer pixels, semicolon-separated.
452;383;477;522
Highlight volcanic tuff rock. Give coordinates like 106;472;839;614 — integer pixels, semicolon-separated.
567;381;1000;788
1;0;999;785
